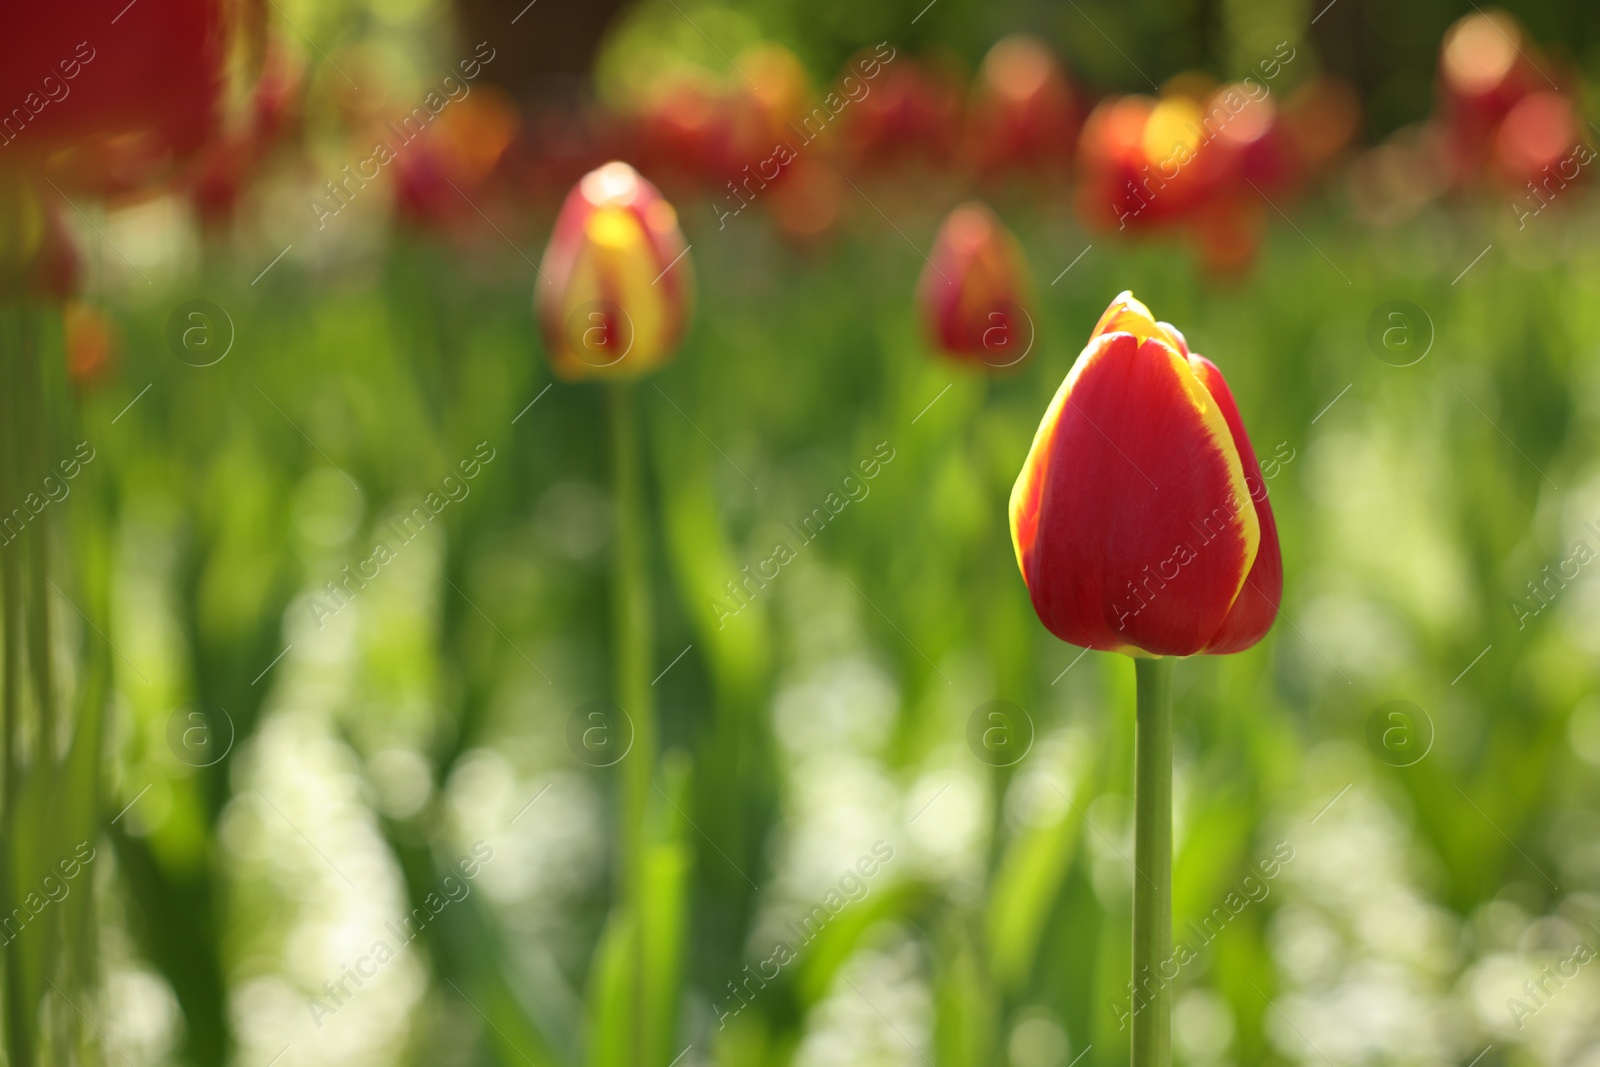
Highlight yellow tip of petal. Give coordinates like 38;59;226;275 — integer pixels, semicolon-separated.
1091;291;1188;354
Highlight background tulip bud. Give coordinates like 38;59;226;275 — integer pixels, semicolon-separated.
1010;291;1281;656
917;202;1034;367
962;34;1079;176
536;161;693;381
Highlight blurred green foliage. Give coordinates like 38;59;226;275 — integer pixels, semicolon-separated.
61;174;1600;1067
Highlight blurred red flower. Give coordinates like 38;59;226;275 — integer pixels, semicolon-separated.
963;35;1079;177
917;201;1034;367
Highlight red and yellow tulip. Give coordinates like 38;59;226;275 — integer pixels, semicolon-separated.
536;161;693;381
917;201;1034;366
1010;292;1281;656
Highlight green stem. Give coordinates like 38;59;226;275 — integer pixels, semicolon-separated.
609;383;654;1067
0;302;27;1067
1132;656;1173;1067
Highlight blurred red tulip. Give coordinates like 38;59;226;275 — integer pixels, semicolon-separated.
1;0;228;185
839;50;960;169
1075;95;1211;232
25;199;82;299
1493;91;1586;193
917;201;1034;367
64;301;118;387
1189;193;1265;278
963;34;1079;176
736;43;812;150
1202;85;1302;196
394;87;520;233
632;74;739;185
191;131;254;230
1282;76;1362;179
253;36;306;151
1436;9;1543;180
536;161;693;381
1010;291;1281;656
767;157;844;244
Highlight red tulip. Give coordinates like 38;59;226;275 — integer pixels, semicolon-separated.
64;301;118;388
1436;10;1543;181
393;87;520;234
1202;85;1302;196
917;202;1033;366
1010;292;1281;656
768;157;844;244
963;34;1078;176
1075;95;1213;232
1492;91;1584;191
0;0;227;180
840;53;961;169
536;161;693;381
23;199;81;299
631;74;738;185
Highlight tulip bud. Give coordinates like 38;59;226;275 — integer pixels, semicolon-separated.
963;35;1079;176
536;162;693;381
65;301;118;388
1436;10;1542;180
917;202;1034;367
2;1;227;170
1010;292;1281;656
1075;95;1212;233
1491;91;1582;190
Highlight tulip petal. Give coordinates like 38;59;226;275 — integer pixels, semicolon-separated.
1010;331;1259;655
1090;290;1189;354
1189;355;1283;653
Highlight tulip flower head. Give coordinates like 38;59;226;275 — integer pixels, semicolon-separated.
1010;292;1281;656
537;162;693;381
2;0;228;183
964;35;1079;175
918;202;1034;367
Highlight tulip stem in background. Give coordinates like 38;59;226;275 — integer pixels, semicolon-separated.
610;382;655;863
609;382;655;1063
1131;656;1173;1067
